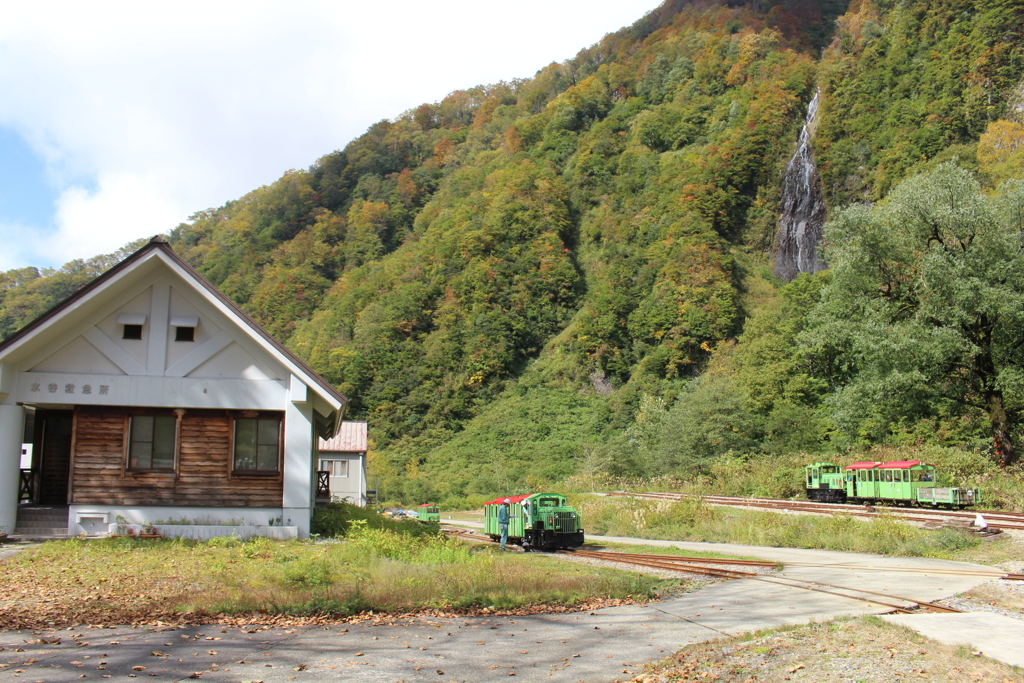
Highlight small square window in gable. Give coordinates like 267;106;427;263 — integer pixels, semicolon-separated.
117;313;147;340
171;315;199;342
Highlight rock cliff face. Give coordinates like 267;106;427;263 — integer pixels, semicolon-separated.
774;90;827;282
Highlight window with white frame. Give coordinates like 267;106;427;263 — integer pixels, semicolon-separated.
320;459;349;477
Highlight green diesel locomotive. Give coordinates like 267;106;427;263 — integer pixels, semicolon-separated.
483;493;585;550
805;460;981;508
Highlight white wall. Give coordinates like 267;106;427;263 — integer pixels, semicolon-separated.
282;380;315;537
69;504;291;536
0;405;25;533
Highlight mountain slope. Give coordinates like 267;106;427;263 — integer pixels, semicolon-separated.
3;0;1023;502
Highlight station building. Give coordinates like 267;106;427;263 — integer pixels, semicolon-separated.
0;237;347;538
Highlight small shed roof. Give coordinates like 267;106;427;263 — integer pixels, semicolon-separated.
319;421;368;453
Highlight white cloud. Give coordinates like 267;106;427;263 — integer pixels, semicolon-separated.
52;173;187;264
0;0;663;270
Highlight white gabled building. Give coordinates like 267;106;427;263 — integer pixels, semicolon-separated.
0;237;347;538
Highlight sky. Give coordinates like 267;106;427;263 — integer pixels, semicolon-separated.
0;1;665;273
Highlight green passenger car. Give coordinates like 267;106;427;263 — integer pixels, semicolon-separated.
847;461;981;508
483;493;584;550
416;503;440;523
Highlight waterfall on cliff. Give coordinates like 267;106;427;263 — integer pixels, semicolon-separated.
773;89;827;282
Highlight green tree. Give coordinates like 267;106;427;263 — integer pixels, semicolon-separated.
808;163;1024;466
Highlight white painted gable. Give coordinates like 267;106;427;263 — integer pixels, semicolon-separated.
0;239;346;434
24;278;285;384
31;336;127;375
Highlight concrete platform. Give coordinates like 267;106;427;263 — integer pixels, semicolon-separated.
881;612;1024;668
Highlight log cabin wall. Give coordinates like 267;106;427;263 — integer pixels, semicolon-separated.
71;406;284;507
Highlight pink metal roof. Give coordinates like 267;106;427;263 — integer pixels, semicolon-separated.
845;460;935;470
318;421;367;453
879;460;928;469
483;494;534;506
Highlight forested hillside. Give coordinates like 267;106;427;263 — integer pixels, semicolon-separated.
3;0;1023;505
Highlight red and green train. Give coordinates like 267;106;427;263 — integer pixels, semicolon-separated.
483;493;585;550
805;460;981;508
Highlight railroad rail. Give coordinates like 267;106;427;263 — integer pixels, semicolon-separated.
608;492;1024;531
441;525;1024;584
559;548;961;615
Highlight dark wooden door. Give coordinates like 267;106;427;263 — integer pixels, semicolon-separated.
35;410;73;505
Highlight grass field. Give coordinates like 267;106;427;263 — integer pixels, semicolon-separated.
565;494;1002;559
0;528;674;630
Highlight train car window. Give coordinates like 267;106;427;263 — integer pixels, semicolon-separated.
883;471;892;482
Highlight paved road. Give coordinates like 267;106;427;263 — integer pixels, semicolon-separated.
0;536;1017;682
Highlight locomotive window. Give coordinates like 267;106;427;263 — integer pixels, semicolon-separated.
539;498;559;506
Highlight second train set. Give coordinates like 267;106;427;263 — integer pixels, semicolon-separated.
805;460;981;508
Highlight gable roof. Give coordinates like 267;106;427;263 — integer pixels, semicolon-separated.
0;237;347;430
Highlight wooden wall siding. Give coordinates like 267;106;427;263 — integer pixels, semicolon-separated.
71;408;284;507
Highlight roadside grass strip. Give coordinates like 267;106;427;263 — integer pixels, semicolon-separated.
572;494;997;558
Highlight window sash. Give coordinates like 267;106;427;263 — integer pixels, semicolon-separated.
233;417;281;473
128;415;176;470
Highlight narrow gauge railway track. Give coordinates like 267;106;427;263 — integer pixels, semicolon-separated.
610;492;1024;531
559;549;962;615
442;525;1024;581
